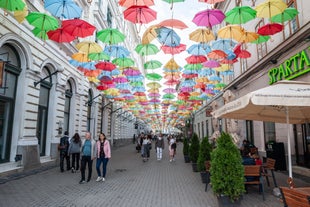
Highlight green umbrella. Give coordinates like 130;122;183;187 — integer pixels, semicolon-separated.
271;8;299;23
215;82;226;88
0;0;25;12
175;100;185;105
184;63;203;70
130;81;144;87
135;43;159;56
144;60;162;69
96;28;126;45
88;52;110;61
26;12;59;31
225;6;257;24
112;57;135;67
32;28;48;40
251;35;270;44
163;93;176;100
146;73;162;81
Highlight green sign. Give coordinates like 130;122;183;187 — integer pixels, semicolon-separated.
268;47;310;85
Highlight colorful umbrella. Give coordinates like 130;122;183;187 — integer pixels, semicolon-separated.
104;45;130;58
144;60;162;69
123;5;157;24
112;57;135;67
164;58;180;70
207;50;227;59
255;0;287;18
47;28;75;43
240;31;259;43
146;73;162;81
141;25;159;44
88;52;110;61
135;43;159;56
257;23;283;36
189;28;215;43
123;68;142;76
163;93;176;99
0;0;25;12
163;88;177;93
72;53;89;62
217;25;244;42
62;19;96;38
118;0;155;7
203;60;220;68
161;44;186;55
26;12;59;31
187;43;211;55
225;6;257;24
251;35;270;44
212;39;237;50
146;82;161;88
156;27;181;47
95;61;117;71
271;8;299;23
44;0;82;19
31;28;49;40
238;50;251;58
96;28;126;45
13;3;28;23
158;19;188;29
76;41;102;54
185;55;207;64
192;9;225;29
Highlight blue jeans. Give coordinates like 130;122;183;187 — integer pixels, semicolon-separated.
96;157;109;177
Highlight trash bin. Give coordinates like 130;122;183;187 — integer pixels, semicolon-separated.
266;142;287;171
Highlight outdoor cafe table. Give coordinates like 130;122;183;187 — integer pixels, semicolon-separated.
294;187;310;195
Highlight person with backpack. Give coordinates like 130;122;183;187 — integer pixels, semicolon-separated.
59;131;70;172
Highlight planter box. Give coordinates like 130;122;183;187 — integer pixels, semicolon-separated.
200;171;210;184
184;155;190;163
217;195;241;207
192;163;198;172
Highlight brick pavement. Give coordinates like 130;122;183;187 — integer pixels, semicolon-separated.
0;142;309;207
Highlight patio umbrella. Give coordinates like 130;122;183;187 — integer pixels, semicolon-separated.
0;0;25;12
225;6;257;25
62;19;96;38
257;23;283;36
192;9;225;29
123;5;157;24
144;60;162;69
44;0;82;19
271;8;299;24
255;0;287;19
26;12;59;31
158;19;188;29
135;43;159;56
96;28;126;45
47;28;75;43
161;44;186;55
118;0;155;7
189;28;215;43
76;41;102;54
212;80;310;179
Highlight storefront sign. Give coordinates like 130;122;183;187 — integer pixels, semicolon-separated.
268;47;310;85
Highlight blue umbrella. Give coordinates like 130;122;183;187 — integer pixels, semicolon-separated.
225;50;236;60
220;70;234;76
187;43;211;55
180;79;196;87
104;45;130;58
198;69;215;76
116;83;132;90
127;75;144;82
111;69;121;76
132;86;146;92
211;39;237;51
156;27;181;47
44;0;82;19
209;75;222;82
99;71;112;77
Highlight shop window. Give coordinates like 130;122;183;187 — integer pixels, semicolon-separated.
264;122;276;144
64;81;72;133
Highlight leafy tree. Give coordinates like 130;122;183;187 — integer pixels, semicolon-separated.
197;136;212;171
189;133;200;163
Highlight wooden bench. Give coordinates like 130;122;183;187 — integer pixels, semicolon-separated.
262;158;278;187
244;165;265;200
280;187;310;207
205;161;211;192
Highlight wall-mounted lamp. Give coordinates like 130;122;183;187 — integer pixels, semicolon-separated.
34;69;63;87
111;107;122;114
102;99;114;110
85;94;103;106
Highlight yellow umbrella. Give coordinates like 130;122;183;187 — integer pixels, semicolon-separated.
76;41;102;54
164;58;180;70
189;28;215;43
104;88;120;96
217;25;244;42
196;77;210;83
147;88;159;93
142;24;159;44
72;52;89;62
146;82;161;89
255;0;287;18
214;64;230;72
87;76;100;83
240;31;259;43
14;2;28;23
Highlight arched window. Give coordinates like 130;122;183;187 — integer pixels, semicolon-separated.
64;81;72;133
87;89;93;132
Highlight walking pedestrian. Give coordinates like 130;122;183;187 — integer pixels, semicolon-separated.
142;134;151;162
58;131;70;172
169;135;177;162
79;132;97;184
155;133;164;161
68;133;81;173
95;133;111;182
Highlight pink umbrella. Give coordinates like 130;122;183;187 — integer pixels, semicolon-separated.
161;44;186;55
149;98;160;103
113;76;128;83
148;92;161;97
163;88;177;93
192;9;225;29
123;68;142;76
180;86;194;92
203;60;221;68
164;79;179;86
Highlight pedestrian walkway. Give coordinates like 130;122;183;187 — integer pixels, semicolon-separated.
0;142;309;207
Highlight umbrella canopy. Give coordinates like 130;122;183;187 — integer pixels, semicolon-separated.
141;24;159;44
251;35;270;44
156;27;181;47
212;39;237;51
225;6;257;24
32;28;49;40
47;28;75;43
62;19;96;38
135;43;159;56
76;41;102;54
240;31;259;43
144;60;162;69
192;9;225;28
119;0;155;7
161;44;186;55
26;12;59;31
14;4;28;23
96;28;126;45
187;43;211;55
95;61;117;71
255;0;287;18
217;25;244;42
257;23;283;36
211;80;310;179
146;73;162;81
104;45;130;58
72;53;89;62
158;19;188;29
112;57;135;67
88;52;110;61
0;0;25;12
123;5;157;24
185;55;207;64
271;8;299;23
44;0;82;19
189;28;215;43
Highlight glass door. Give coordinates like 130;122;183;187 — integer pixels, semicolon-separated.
0;100;12;163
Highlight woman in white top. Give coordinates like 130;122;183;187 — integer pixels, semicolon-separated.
169;136;176;162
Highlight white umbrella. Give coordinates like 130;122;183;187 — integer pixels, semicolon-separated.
212;80;310;178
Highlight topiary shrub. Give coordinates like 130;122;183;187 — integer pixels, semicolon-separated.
197;136;212;171
183;138;189;156
210;132;245;202
189;133;200;163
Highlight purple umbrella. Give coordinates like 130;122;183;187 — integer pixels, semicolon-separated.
192;9;225;28
123;68;142;76
163;88;177;93
148;93;161;97
203;60;221;68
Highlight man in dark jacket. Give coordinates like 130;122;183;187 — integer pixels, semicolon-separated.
59;131;70;172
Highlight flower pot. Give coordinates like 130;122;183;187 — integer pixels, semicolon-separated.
191;163;198;172
184;155;190;163
200;171;210;183
217;195;241;207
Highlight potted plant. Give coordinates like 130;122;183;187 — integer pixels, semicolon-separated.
197;136;212;183
189;133;200;172
210;132;245;207
183;138;190;163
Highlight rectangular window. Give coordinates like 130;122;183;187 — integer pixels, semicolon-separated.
246;120;254;144
264;122;276;144
255;20;268;60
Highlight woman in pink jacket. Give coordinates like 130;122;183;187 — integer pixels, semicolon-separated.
95;133;111;182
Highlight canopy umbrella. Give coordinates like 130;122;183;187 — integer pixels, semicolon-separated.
13;4;28;23
72;53;89;62
158;19;188;29
184;63;203;70
203;60;220;68
148;92;161;97
141;24;159;44
211;80;310;179
135;43;159;56
123;68;141;76
161;44;186;55
189;28;215;43
47;28;75;43
212;39;237;51
187;43;211;55
156;27;181;47
257;23;283;36
76;41;102;54
0;0;25;12
186;55;207;64
146;73;162;81
26;12;59;31
88;52;110;61
163;93;176;100
238;50;251;58
196;77;209;83
146;82;162;89
192;9;225;29
104;45;130;58
112;57;135;68
225;6;257;25
62;19;96;38
207;50;227;59
118;0;155;7
44;0;82;19
96;28;126;45
164;79;179;86
123;5;157;24
144;60;162;69
113;76;129;83
251;35;270;44
255;0;287;19
95;61;117;71
214;64;230;72
240;31;259;43
182;73;198;79
31;28;49;40
217;25;244;42
271;8;299;24
163;88;176;93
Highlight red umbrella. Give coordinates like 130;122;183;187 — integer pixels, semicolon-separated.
238;50;251;58
47;28;75;43
118;0;155;7
182;73;198;79
95;61;117;71
123;5;157;24
220;59;238;64
164;79;179;86
257;23;283;36
158;19;188;29
62;19;96;38
207;50;227;59
161;44;186;55
185;55;207;64
97;84;110;91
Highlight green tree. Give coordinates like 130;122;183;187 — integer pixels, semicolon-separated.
183;138;189;156
189;133;200;163
197;136;212;171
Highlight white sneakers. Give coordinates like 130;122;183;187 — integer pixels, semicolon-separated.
102;177;105;182
96;177;102;182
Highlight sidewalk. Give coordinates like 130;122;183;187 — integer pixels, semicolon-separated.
0;142;309;207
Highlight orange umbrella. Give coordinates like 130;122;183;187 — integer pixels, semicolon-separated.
118;0;155;7
217;25;244;42
142;24;159;44
189;28;215;43
240;31;259;43
207;50;227;59
158;19;188;29
72;53;89;62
